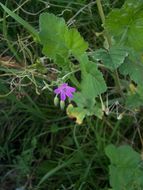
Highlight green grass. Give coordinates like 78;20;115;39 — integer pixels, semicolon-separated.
1;0;142;190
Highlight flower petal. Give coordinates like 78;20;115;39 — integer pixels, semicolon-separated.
54;88;61;95
61;83;68;87
65;91;73;99
59;83;68;90
66;86;76;93
60;92;66;101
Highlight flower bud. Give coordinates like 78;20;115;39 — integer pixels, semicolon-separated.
105;108;110;115
117;113;123;120
60;100;65;110
54;96;59;106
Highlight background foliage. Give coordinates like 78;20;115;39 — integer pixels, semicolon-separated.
0;0;143;190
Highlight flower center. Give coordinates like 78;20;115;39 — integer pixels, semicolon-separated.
63;88;67;92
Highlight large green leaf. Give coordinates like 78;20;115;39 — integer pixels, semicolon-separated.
92;47;128;71
105;0;143;51
105;144;143;190
39;13;68;59
39;13;88;60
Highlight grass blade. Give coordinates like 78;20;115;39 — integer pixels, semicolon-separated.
37;160;72;187
0;3;39;41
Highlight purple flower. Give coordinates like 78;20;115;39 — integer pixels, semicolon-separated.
54;83;76;101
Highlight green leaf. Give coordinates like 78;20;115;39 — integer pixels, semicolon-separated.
39;13;88;60
126;85;143;109
65;28;88;57
105;0;143;51
82;61;107;98
105;144;143;190
81;73;104;98
73;92;95;109
78;54;107;98
39;13;68;59
73;91;103;120
55;54;70;70
68;54;106;122
119;59;143;84
105;144;140;167
126;93;143;109
92;47;128;71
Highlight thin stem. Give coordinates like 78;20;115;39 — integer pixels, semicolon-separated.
96;0;111;47
96;0;105;25
114;70;125;98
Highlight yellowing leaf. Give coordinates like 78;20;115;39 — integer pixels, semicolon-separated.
66;104;86;125
67;103;103;124
129;83;137;94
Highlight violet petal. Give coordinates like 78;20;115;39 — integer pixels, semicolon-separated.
60;92;66;101
65;91;73;99
54;88;61;95
66;86;76;93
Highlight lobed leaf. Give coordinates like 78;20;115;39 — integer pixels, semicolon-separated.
39;13;88;60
